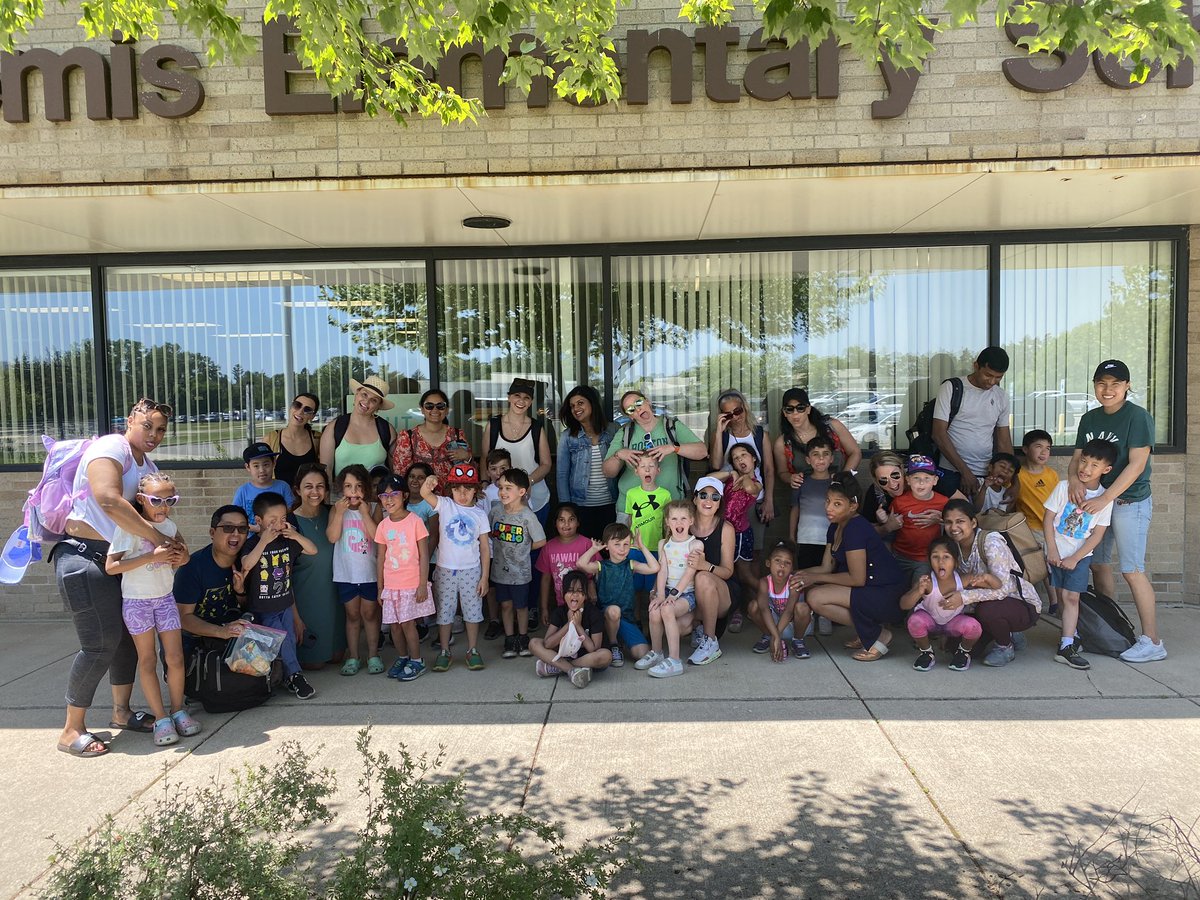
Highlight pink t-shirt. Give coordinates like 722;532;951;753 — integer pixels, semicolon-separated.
534;534;593;606
374;513;429;591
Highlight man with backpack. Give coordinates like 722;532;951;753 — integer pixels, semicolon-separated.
930;346;1014;497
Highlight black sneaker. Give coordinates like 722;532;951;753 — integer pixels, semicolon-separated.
518;633;532;658
286;673;316;699
484;619;503;641
528;609;540;632
948;645;972;672
502;635;519;659
913;649;935;672
1055;642;1091;670
416;622;430;643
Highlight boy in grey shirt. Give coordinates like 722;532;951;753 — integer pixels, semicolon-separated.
932;345;1014;497
488;467;547;659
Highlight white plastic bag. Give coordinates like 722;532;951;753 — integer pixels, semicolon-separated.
225;622;287;676
553;621;583;661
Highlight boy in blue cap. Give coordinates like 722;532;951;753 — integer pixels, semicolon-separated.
234;441;295;526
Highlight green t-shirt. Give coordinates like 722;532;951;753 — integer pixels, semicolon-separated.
604;417;700;509
1074;402;1154;503
625;485;671;550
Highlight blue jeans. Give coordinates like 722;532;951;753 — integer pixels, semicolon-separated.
1092;495;1152;573
258;607;300;678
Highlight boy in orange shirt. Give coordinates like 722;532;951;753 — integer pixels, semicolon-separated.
891;455;953;585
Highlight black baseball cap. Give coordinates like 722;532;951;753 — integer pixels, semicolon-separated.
242;441;278;464
1093;359;1131;382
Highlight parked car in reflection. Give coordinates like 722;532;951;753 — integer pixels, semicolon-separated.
845;408;902;451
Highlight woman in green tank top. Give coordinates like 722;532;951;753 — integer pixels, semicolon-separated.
319;375;397;477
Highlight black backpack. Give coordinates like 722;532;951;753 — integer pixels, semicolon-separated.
906;377;964;462
332;414;392;454
487;415;543;456
1076;589;1136;657
186;641;281;714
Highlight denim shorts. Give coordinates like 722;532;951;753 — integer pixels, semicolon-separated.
1049;560;1091;594
615;616;648;649
1092;495;1152;573
336;581;379;603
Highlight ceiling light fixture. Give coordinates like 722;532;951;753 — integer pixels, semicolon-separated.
462;215;511;230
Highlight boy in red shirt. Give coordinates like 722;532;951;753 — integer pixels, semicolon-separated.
891;455;952;585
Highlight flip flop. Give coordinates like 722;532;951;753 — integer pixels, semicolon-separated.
852;640;890;662
108;710;155;733
843;637;863;650
57;731;110;758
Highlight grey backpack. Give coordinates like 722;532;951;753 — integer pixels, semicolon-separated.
1076;589;1136;657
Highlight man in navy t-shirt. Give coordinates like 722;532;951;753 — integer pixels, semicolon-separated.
174;505;252;653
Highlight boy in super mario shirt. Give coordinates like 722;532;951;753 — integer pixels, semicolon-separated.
488;467;546;659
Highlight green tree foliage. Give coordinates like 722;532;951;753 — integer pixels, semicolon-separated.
0;0;1194;124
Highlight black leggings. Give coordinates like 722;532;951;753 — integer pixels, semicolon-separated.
54;539;137;708
575;503;617;540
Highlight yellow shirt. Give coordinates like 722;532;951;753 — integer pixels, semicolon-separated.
1016;465;1059;532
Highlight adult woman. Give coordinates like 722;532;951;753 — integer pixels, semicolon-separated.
265;392;320;488
801;475;907;661
481;378;553;523
602;388;707;518
942;499;1041;667
54;398;184;757
680;476;736;666
860;450;906;539
773;388;862;488
709;389;775;525
390;388;474;489
556;385;617;539
319;375;396;477
291;463;344;670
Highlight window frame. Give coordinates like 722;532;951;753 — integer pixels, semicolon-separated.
0;224;1186;470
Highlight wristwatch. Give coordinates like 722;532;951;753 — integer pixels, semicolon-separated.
709;564;716;574
667;587;679;596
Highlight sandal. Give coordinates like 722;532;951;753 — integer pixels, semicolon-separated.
108;709;155;733
57;731;110;758
843;637;863;650
852;640;891;662
153;717;179;747
340;658;361;676
367;656;385;675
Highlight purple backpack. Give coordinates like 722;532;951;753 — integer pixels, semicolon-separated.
26;434;131;543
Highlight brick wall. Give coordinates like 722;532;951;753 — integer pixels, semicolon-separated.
0;2;1197;186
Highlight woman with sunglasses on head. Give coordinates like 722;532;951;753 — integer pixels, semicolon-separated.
264;392;321;489
773;388;862;491
53;397;185;758
603;389;708;522
556;385;618;539
390;389;474;494
290;462;344;670
860;450;906;541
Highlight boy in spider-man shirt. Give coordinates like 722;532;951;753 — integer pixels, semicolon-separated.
626;454;671;592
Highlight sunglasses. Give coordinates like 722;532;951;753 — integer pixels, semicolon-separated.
291;400;316;415
422;402;449;411
215;523;250;535
693;490;721;501
378;490;404;499
723;407;744;417
135;398;175;417
139;492;180;508
623;397;647;415
783;404;809;414
877;473;903;485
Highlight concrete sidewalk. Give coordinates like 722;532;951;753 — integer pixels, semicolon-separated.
3;607;1199;899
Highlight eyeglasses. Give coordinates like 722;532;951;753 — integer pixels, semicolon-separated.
215;523;250;535
422;402;448;411
783;404;809;414
623;397;647;415
378;490;404;499
877;473;903;485
139;493;180;508
694;490;721;501
291;400;316;415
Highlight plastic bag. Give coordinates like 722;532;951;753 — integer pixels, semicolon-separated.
553;621;583;661
225;623;287;676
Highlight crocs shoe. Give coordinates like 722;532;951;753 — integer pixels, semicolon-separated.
367;656;385;675
340;658;360;676
153;716;179;746
171;709;202;737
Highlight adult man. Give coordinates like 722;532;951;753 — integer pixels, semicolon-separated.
174;505;252;653
931;346;1014;497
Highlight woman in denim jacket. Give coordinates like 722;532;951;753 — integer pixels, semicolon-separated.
556;385;617;539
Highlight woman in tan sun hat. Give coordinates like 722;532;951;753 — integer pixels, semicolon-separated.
319;375;397;476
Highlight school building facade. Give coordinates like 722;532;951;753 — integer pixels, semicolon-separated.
0;0;1197;617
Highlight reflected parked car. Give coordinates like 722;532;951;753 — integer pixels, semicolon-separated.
846;408;902;451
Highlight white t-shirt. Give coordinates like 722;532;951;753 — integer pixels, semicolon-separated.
67;434;158;542
433;496;491;570
933;378;1010;476
1045;482;1112;558
332;508;377;584
108;518;178;600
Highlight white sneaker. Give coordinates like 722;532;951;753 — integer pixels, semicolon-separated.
817;617;833;636
634;650;664;671
688;635;722;666
648;657;684;678
690;624;707;649
569;666;592;688
804;618;815;637
1120;634;1167;663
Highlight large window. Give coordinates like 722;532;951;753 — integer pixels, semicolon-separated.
0;270;96;464
105;263;428;461
612;247;988;450
1001;241;1176;444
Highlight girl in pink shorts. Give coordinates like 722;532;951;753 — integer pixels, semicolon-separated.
105;472;199;746
901;537;985;673
375;474;434;681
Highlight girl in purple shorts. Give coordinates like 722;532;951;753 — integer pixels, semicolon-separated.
105;472;199;747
